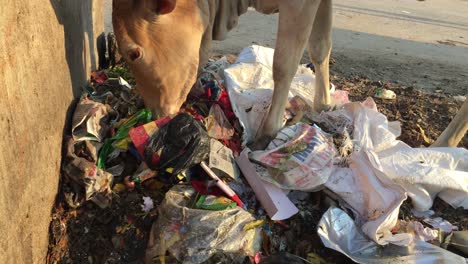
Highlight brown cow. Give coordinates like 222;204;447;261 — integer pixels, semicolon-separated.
112;0;467;148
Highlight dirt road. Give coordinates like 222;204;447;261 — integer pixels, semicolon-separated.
103;0;468;94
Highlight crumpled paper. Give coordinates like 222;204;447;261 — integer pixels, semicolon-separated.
72;98;110;142
250;123;336;191
62;137;112;208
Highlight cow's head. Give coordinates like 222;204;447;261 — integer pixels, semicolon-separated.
112;0;205;118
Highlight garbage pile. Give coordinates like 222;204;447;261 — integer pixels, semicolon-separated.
48;45;467;263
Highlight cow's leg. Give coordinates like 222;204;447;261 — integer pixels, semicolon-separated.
198;30;212;73
432;99;468;147
307;0;332;112
253;0;322;149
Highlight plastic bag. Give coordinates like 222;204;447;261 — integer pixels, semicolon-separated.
144;113;210;179
318;207;465;263
249;123;336;191
330;90;350;107
224;45;336;145
145;185;261;264
97;108;152;169
348;98;468;211
325;151;409;246
378;147;468;211
397;220;438;242
206;104;234;139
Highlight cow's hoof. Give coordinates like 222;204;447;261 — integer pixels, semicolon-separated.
249;135;274;151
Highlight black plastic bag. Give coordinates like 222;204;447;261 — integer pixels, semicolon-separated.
144;113;210;181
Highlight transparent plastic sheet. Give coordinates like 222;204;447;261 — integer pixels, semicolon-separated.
206;104;235;140
318;207;466;264
202;56;231;79
450;231;468;255
145;185;261;264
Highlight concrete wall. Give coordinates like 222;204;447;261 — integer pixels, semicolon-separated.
0;0;103;263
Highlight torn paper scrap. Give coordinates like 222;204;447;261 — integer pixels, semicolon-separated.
209;139;240;181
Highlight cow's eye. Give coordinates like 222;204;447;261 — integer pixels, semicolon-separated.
127;47;142;61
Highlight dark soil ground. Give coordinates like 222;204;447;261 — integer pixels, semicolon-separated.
331;73;467;148
47;60;467;264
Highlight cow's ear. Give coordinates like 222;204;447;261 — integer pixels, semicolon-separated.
146;0;176;15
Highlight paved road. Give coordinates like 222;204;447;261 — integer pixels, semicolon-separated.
104;0;468;94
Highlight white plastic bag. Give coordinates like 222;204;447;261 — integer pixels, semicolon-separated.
378;147;468;211
347;98;468;211
224;45;335;145
325;151;409;246
318;207;466;264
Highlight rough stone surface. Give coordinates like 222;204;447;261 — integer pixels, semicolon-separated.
0;0;103;263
